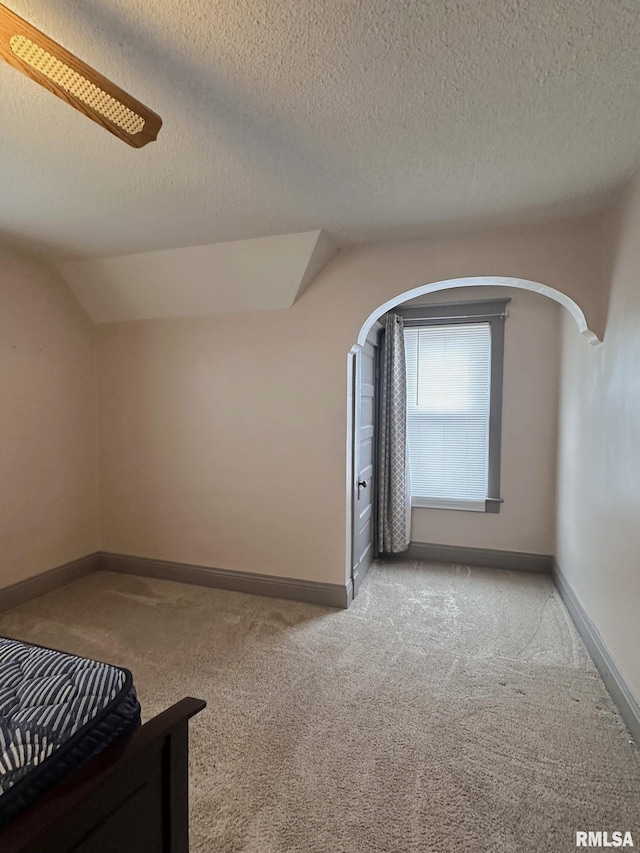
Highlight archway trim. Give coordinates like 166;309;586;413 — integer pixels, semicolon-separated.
355;276;601;348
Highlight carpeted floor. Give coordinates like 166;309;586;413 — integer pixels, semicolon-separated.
0;561;638;852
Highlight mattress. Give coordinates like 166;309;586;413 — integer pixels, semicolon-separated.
0;636;141;827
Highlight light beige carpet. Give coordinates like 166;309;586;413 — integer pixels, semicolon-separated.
0;561;638;853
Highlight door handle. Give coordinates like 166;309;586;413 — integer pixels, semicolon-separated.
358;480;367;489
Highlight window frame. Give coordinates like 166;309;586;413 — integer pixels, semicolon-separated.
397;298;509;514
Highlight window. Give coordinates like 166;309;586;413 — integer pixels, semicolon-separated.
400;299;508;513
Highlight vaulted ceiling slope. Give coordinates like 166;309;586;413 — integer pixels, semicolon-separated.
57;230;337;322
1;0;640;262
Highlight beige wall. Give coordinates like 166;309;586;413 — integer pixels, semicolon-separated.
0;248;99;587
97;310;348;582
97;215;602;586
404;286;560;554
556;177;640;705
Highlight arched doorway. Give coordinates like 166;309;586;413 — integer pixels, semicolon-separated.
345;275;601;600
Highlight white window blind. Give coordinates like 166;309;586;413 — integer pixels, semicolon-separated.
405;323;491;511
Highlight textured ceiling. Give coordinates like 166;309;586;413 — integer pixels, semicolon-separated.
57;230;337;322
1;0;640;260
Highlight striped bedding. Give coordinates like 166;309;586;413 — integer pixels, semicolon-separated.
0;636;140;827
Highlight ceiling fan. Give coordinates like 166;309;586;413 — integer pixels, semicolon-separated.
0;3;161;148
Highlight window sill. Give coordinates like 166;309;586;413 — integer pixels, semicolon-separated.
411;497;502;514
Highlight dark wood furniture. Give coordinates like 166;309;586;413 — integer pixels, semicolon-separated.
0;696;206;853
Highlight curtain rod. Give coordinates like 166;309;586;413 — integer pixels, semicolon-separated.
401;311;509;322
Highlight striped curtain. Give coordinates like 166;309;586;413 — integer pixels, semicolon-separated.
376;313;410;554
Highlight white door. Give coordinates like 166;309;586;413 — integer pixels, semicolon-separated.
351;332;379;597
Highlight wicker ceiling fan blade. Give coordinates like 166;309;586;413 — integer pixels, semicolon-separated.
0;3;161;148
